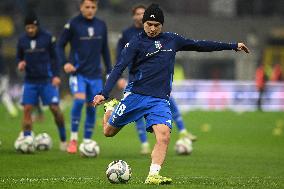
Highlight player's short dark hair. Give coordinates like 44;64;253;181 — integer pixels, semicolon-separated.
80;0;98;4
132;4;146;15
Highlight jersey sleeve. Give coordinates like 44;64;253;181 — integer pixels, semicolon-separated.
101;22;112;74
49;36;60;77
57;22;73;65
16;38;24;63
173;33;238;52
102;39;139;99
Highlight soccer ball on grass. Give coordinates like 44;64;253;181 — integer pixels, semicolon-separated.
106;160;132;184
34;133;52;151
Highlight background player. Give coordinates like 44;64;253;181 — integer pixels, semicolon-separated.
58;0;112;153
94;4;249;185
16;12;67;150
116;4;197;154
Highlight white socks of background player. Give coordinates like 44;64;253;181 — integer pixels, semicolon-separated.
70;132;78;141
149;163;161;176
70;132;92;143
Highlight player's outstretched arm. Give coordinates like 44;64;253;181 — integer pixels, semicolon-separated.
236;43;250;53
174;33;250;53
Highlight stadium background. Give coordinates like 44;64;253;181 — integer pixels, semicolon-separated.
0;0;283;111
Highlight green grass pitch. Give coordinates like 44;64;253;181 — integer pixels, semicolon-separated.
0;104;283;189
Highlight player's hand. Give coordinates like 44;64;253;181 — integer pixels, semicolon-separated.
18;61;26;72
64;63;76;73
52;76;61;87
236;43;250;53
117;78;127;90
93;95;105;106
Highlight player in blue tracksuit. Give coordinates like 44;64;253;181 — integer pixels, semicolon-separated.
57;0;112;153
93;4;249;185
116;5;197;155
16;12;67;151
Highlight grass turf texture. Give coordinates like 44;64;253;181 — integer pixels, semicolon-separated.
0;104;283;189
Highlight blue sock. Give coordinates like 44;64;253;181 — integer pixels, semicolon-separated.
84;106;96;139
170;97;185;132
57;126;66;142
135;118;148;143
174;115;185;132
23;130;31;136
71;99;85;133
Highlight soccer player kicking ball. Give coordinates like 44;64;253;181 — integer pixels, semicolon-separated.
58;0;112;153
116;4;196;155
16;12;67;150
93;4;249;185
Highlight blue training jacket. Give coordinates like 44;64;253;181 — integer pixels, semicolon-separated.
102;31;238;100
57;14;112;79
16;28;59;83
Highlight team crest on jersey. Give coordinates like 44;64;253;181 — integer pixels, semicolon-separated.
88;27;94;37
30;40;36;50
155;41;162;49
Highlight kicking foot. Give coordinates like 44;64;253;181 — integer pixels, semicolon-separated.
104;99;119;112
145;174;172;185
67;140;77;154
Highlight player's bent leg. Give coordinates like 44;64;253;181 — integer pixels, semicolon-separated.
145;124;172;185
49;104;67;151
103;109;121;137
103;123;121;137
22;105;33;136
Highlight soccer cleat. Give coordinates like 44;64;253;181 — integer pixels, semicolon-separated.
145;174;172;185
67;140;77;154
104;99;119;112
59;141;68;151
140;142;151;155
179;131;197;142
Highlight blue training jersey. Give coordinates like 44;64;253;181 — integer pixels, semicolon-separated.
57;14;112;79
103;31;238;100
16;29;59;83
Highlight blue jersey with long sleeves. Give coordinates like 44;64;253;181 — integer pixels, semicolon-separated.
116;25;143;63
57;14;112;79
102;31;238;100
16;29;59;83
